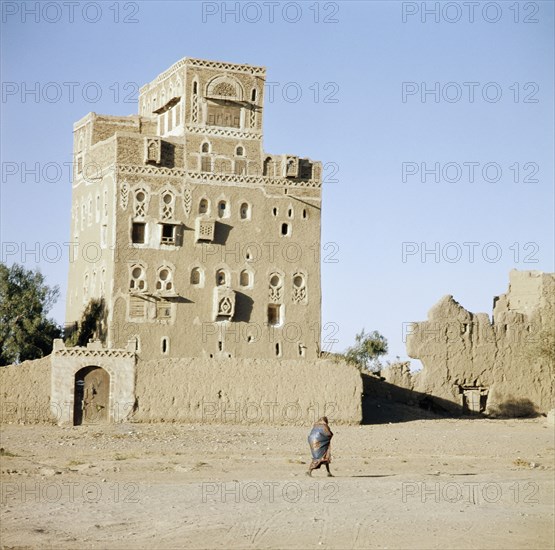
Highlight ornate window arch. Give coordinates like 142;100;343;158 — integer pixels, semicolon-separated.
134;188;149;218
156;266;174;293
129;264;147;292
160;189;175;220
292;272;307;304
206;75;244;101
269;272;283;303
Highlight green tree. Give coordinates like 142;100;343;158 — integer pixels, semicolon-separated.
343;329;388;372
0;263;61;366
65;297;107;347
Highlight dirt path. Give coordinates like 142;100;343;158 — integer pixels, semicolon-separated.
1;418;553;549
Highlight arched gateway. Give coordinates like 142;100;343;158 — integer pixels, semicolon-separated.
73;366;110;425
50;339;136;425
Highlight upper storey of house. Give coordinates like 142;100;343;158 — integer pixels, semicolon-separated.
138;57;266;137
72;57;322;188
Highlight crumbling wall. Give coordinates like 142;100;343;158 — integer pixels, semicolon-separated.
0;357;53;423
133;358;362;425
405;270;555;415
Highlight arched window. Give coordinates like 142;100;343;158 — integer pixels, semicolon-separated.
161;191;174;220
292;273;307;304
240;270;251;287
130;265;146;291
281;223;290;236
287;207;293;219
270;273;281;288
302;208;308;219
236;146;244;156
218;200;228;218
156;267;173;292
200;142;211;171
199;198;209;214
193;81;198;95
240;202;251;220
216;269;227;286
134;189;147;217
263;157;272;176
190;267;202;285
269;273;283;303
293;274;305;288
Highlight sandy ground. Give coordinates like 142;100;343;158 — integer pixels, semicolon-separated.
1;416;554;550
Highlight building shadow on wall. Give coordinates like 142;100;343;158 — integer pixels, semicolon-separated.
214;222;232;245
361;373;463;425
360;374;542;424
233;293;254;323
160;141;175;168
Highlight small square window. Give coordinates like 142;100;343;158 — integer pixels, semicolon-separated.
132;222;146;244
161;224;175;245
157;302;172;319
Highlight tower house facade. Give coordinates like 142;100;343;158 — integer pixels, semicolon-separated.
66;57;323;360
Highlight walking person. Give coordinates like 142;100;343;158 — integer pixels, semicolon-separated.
307;416;334;477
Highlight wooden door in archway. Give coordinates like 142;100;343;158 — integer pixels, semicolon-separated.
73;366;110;425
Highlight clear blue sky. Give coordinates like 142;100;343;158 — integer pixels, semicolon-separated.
1;1;553;364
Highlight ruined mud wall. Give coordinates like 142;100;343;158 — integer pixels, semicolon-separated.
133;358;362;425
403;270;555;415
0;357;53;423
